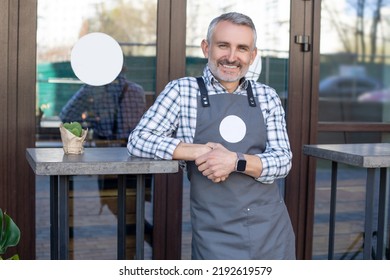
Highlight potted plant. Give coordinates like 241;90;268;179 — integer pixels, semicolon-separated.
59;121;88;154
0;208;20;260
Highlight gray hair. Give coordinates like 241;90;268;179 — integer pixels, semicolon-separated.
206;12;257;48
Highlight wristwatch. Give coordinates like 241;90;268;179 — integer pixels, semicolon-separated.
235;152;247;172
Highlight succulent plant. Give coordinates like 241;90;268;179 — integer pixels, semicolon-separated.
63;121;83;137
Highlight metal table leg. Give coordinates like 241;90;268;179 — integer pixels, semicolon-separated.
328;161;338;259
364;168;376;259
117;174;145;260
50;176;59;260
136;174;145;260
117;175;126;259
376;167;388;259
58;175;70;260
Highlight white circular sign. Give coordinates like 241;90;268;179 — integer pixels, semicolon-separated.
219;115;246;143
71;32;123;86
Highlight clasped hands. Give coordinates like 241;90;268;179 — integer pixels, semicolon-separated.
195;142;236;183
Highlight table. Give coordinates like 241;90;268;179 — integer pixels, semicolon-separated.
26;147;179;260
303;143;390;260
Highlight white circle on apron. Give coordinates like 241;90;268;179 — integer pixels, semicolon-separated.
219;115;246;143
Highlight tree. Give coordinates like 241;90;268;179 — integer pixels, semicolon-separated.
324;0;390;62
370;0;383;62
80;0;157;56
356;0;366;62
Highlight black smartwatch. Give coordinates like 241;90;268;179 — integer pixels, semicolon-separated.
235;152;246;172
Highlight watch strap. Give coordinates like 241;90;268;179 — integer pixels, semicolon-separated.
236;152;245;161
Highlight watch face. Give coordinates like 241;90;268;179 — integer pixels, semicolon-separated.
237;160;246;172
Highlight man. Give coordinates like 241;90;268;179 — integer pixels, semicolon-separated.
128;12;295;259
60;72;145;142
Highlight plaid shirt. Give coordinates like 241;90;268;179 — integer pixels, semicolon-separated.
60;74;145;140
127;66;292;183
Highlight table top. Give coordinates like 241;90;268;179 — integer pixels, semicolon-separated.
26;147;179;176
303;143;390;168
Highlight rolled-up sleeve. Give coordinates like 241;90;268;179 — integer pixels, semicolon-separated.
255;89;292;184
127;81;182;159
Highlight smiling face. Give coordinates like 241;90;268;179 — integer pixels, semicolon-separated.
201;20;257;92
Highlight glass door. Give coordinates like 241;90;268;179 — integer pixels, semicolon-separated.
36;0;158;259
184;0;291;259
313;0;390;259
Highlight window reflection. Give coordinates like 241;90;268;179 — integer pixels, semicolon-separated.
319;0;390;125
37;0;157;145
59;70;146;143
184;0;291;259
185;0;290;108
36;0;157;260
313;0;390;260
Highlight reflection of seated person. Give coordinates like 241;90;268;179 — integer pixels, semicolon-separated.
59;72;146;143
60;72;150;241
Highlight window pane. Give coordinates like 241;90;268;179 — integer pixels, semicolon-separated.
184;0;291;260
319;0;390;125
186;0;290;105
36;0;157;260
37;0;156;145
313;0;390;260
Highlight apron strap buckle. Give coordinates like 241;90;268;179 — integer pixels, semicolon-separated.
196;77;210;107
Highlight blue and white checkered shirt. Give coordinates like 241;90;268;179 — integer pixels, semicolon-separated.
127;66;292;183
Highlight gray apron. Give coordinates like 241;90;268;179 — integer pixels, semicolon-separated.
187;77;295;260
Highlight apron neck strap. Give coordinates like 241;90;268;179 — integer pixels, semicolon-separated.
196;77;257;107
246;82;257;107
196;77;210;107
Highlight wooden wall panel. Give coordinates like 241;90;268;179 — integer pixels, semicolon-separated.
0;1;10;214
0;0;37;259
17;0;37;260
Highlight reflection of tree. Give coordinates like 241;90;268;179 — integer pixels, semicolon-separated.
356;0;366;61
80;0;157;56
323;2;354;53
370;0;383;62
324;0;389;63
